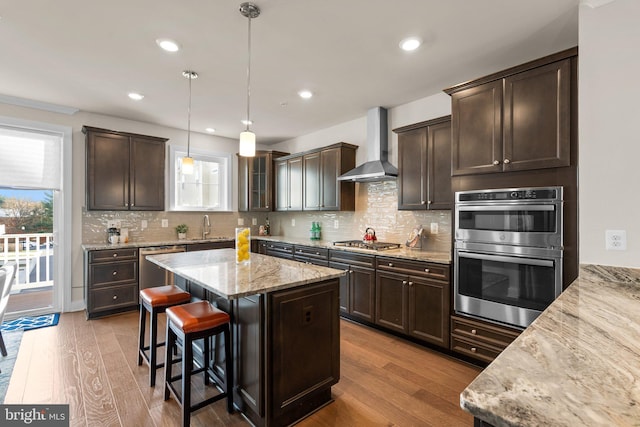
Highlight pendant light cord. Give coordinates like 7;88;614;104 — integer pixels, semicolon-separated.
245;14;252;132
187;72;192;156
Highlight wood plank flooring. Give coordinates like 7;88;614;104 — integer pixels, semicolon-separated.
5;311;481;426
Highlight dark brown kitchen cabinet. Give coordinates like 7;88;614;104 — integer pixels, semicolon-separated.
238;150;288;212
275;155;303;211
329;250;375;323
303;144;357;211
450;314;520;364
445;48;575;176
394;116;452;210
83;126;167;211
375;257;450;348
293;245;329;266
84;248;139;319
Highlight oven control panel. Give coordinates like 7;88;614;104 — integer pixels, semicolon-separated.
457;187;560;202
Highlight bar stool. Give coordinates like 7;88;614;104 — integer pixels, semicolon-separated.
138;285;191;387
164;300;233;427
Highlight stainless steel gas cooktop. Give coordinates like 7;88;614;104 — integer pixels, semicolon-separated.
333;240;401;251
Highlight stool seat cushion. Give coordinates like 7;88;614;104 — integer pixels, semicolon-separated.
140;285;191;307
166;301;230;334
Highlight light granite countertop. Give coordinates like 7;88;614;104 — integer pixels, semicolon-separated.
81;237;234;251
146;248;345;299
460;264;640;427
254;235;451;264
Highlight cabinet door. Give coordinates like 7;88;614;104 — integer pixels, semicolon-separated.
250;154;271;211
398;127;427;210
86;131;130;210
275;160;289;211
350;265;375;322
130;136;165;210
375;270;407;333
408;277;449;348
451;80;503;176
303;152;321;210
503;59;571;172
234;295;264;417
288;157;303;211
329;261;350;313
320;147;340;210
427;120;453;209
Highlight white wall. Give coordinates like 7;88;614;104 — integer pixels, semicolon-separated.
579;0;640;267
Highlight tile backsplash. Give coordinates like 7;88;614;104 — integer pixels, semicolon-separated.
82;181;452;253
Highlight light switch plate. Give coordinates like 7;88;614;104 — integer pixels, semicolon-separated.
238;218;244;226
291;219;296;227
141;220;148;229
252;218;257;225
161;219;168;228
334;220;339;229
430;223;439;234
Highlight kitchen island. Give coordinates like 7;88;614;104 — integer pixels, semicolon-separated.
460;264;640;427
147;248;345;427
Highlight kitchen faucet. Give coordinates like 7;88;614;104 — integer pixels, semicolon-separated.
202;215;211;239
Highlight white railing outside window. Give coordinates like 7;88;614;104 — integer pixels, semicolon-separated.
0;233;54;292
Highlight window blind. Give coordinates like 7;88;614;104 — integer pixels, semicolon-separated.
0;125;62;190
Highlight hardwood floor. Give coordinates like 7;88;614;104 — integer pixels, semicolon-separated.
5;311;481;426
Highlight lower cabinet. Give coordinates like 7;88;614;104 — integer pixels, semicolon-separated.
375;257;450;348
329;250;375;323
450;314;521;364
85;248;139;319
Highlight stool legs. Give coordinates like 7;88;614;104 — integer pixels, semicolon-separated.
138;302;166;387
137;304;146;366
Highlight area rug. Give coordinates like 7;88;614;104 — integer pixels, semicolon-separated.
0;330;24;403
0;313;60;332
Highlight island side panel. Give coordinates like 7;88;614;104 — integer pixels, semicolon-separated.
268;278;340;426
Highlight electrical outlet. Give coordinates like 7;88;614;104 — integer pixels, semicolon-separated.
238;218;244;226
291;219;296;227
334;220;339;229
107;220;116;228
141;220;148;229
252;218;257;225
161;219;168;228
114;220;122;229
430;223;439;234
606;230;627;250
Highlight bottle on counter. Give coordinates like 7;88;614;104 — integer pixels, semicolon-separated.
310;222;317;240
265;216;270;236
316;222;322;241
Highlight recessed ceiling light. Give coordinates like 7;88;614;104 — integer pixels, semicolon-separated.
298;90;313;99
128;92;144;101
399;37;422;52
241;119;253;126
156;38;180;52
205;128;216;133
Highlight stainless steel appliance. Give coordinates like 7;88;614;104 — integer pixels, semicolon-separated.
139;245;186;290
333;240;401;251
454;187;563;329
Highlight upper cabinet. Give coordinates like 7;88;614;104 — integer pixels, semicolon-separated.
275;155;303;211
238;150;288;212
303;143;357;211
393;116;452;210
84;126;167;211
445;48;576;176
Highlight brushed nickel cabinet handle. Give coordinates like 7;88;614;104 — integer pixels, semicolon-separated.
421;200;426;205
503;159;511;164
113;295;118;300
471;329;477;335
471;347;477;353
424;268;430;273
112;271;117;276
113;253;118;258
493;160;500;165
388;263;394;267
408;281;413;287
402;280;408;285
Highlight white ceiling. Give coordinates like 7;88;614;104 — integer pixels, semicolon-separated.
0;0;579;144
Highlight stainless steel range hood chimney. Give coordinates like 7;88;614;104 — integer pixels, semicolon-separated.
337;107;398;182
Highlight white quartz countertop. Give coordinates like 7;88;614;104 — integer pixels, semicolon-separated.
146;248;345;299
460;264;640;427
255;236;451;264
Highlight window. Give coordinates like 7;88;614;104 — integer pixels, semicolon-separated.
169;145;232;211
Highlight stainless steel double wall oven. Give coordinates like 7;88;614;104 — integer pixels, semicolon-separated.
454;187;563;329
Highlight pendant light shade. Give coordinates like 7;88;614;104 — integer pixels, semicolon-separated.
239;2;260;157
181;70;198;174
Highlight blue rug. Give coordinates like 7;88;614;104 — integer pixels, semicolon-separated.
0;313;60;332
0;330;24;403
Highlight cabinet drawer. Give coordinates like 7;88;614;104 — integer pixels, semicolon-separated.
90;284;138;312
450;335;504;364
264;242;294;254
328;250;375;268
294;256;329;267
89;261;137;287
376;257;449;281
293;245;328;260
451;315;520;348
90;248;138;262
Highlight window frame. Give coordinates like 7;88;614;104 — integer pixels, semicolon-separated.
168;145;232;212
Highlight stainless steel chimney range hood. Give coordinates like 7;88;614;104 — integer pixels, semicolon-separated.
337;107;398;182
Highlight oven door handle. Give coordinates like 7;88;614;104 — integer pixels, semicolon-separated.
457;205;556;212
458;251;555;267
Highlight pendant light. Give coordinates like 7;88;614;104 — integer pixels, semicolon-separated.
181;70;198;175
239;2;260;157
